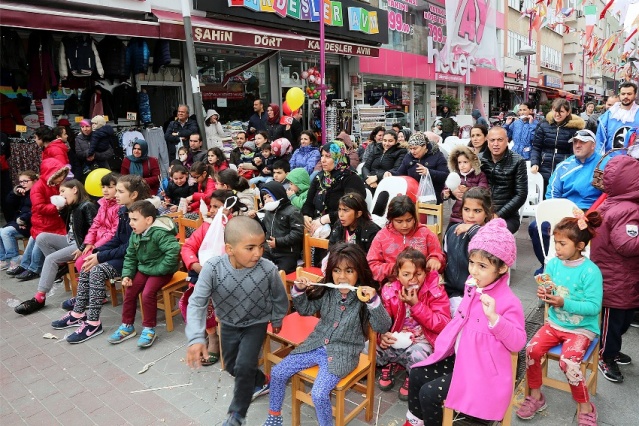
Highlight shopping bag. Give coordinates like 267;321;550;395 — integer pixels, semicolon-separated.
417;172;437;203
198;206;228;264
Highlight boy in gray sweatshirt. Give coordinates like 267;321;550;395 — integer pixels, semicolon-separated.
186;216;289;426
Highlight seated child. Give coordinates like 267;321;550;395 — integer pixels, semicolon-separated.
178;146;191;169
0;170;36;270
285;166;311;210
238;141;257;179
442;145;488;227
185;162;216;213
208;147;229;175
377;248;450;400
108;200;180;348
186;216;289;426
271;160;290;184
164;164;195;212
367;195;445;283
406;218;526;425
517;211;603;424
159;159;183;197
328;192;380;253
216;168;255;213
250;143;277;187
259;181;304;274
262;243;392;426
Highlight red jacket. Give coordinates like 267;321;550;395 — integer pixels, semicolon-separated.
82;196;120;247
42;139;70;166
212;161;229;175
120;156;161;194
367;223;446;283
30;158;68;238
591;155;639;309
189;177;216;212
181;221;210;270
380;271;451;347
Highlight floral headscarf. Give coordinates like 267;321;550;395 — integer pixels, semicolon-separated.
317;140;350;214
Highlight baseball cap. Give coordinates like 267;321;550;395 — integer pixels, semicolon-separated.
570;129;596;143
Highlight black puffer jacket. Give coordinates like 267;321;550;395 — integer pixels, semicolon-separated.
302;170;366;224
60;200;98;251
531;112;585;183
480;149;527;223
89;125;115;159
328;218;381;254
97;36;127;81
362;143;407;182
260;181;304;256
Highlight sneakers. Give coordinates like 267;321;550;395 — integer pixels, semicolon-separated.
16;270;39;281
378;364;397;391
615;352;632;365
14;297;45;315
61;298;76;311
8;257;21;270
262;414;283;426
516;394;547;420
67;322;103;344
398;376;409;401
6;265;26;276
51;312;86;329
577;403;598;426
0;260;9;270
599;358;624;382
252;382;270;401
222;412;245;426
137;327;156;348
107;324;136;344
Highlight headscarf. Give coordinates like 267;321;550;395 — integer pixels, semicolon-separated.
126;138;149;176
407;132;427;147
317;140;350;214
267;103;281;125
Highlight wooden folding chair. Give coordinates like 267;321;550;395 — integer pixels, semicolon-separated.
177;214;203;244
263;312;319;376
63;260;122;306
136;271;189;332
416;202;444;243
284;233;327;287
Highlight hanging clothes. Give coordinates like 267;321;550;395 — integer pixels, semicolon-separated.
143;127;170;180
138;90;152;124
112;83;138;122
121;130;145;157
9;138;43;184
26;31;57;101
0;30;28;91
152;40;172;73
59;35;104;80
81;85;115;121
97;36;127;82
125;39;150;76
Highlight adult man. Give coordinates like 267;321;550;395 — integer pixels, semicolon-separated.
480;126;528;233
604;95;619;111
503;101;538;160
580;101;595;120
596;82;639;154
165;104;199;159
230;131;247;166
248;99;267;138
189;133;206;164
528;129;603;274
471;109;489;127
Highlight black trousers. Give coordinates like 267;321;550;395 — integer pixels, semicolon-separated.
600;307;637;360
407;355;455;423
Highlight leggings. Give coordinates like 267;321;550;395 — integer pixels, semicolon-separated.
269;347;340;426
407;355;455;423
73;263;119;322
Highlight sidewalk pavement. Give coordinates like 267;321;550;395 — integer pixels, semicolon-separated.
1;218;637;425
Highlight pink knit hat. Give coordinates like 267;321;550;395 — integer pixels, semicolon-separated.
468;218;516;267
80;119;91;127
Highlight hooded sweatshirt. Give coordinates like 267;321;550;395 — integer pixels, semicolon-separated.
286;167;310;209
29;158;69;238
122;216;180;278
42;139;70;166
260;180;304;256
444;146;489;223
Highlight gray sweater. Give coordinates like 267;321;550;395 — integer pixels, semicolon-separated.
291;288;391;377
185;255;289;346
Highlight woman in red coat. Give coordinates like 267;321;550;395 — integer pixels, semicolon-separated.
120;138;160;194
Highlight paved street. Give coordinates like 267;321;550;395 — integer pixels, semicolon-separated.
1;219;637;425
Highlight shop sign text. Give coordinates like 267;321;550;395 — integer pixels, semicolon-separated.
193;26;306;50
427;36;476;82
544;75;562;89
306;39;379;57
424;3;446;45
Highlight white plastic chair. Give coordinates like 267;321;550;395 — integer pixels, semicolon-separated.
356;163;364;176
370;176;409;224
229;163;238;171
535;198;579;263
519;171;545;222
365;188;373;213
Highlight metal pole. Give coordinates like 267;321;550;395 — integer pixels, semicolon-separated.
319;5;327;145
525;13;533;102
181;0;205;138
581;49;586;107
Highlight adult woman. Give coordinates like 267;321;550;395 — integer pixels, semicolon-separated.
362;130;406;191
289;131;321;175
467;124;488;155
531;98;585;185
302;140;365;235
204;109;225;150
387;132;448;204
265;103;293;142
120;138;161;194
360;126;385;165
398;129;412;148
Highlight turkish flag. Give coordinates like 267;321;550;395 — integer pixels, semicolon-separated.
570;62;574;70
280;116;294;126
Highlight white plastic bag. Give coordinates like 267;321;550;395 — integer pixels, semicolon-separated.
417;173;437;203
198;207;228;264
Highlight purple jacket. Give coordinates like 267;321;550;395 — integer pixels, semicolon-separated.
412;274;526;420
289;145;321;175
446;170;489;223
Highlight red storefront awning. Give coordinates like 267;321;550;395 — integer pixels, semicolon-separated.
0;3;161;38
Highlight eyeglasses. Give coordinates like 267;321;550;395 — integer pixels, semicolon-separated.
191;174;203;180
19;179;31;184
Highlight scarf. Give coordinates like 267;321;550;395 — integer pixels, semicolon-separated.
126;138;149;176
267;103;281;125
317;140;349;214
609;102;639;124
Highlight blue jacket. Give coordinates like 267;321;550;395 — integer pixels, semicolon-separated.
289;145;320;174
94;205;132;272
545;151;603;210
503;118;538;160
595;107;639;154
88;125;114;156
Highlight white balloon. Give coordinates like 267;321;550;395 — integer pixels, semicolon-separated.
308;75;316;83
301;71;308;80
445;172;462;191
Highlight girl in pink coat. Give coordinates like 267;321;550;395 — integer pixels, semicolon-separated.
405;219;526;425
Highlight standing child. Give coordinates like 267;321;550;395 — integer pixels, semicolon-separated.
367;195;445;283
377;248;450;400
108;200;180;348
517;210;602;424
285;166;310;210
0;170;36;270
406;218;526;425
442;145;488;227
328;193;380;254
262;243;392;426
163;165;195;212
186;216;289;426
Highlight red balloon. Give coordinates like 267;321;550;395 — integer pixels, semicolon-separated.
282;101;293;116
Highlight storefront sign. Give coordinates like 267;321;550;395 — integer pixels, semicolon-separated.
427;36;476;84
201;90;245;100
305;39;379;57
423;3;446;45
544;75;562;89
193;26;306;50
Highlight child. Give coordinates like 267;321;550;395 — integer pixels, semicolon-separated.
0;170;36;270
164;165;195;212
328;192;380;253
178;146;190;169
377;248;451;400
591;155;639;384
60;175;153;344
259;181;304;274
442;145;488;226
405;218;527;425
217;168;254;212
186;216;289;426
238;141;258;180
250;143;277;186
285;166;309;210
262;243;392;426
367;195;445;283
185;162;216;212
271;160;290;184
517;210;603;424
36;126;69;165
207;147;229;175
443;187;493;309
14;180;97;316
108;200;180;348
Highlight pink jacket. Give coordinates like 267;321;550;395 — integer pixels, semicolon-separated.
412;274;526;420
82;197;120;247
380;270;451;346
367;223;446;283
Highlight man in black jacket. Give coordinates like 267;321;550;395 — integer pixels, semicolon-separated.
248;99;267;139
164;104;199;159
480;126;528;233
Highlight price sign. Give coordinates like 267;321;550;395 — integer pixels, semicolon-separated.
103;116;109;122
15;125;27;133
74;116;84;123
126;112;137;121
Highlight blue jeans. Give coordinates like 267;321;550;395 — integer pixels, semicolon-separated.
19;237;45;274
528;220;550;269
0;226;24;261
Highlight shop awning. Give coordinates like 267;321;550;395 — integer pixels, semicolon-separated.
153;9;306;51
0;3;161;38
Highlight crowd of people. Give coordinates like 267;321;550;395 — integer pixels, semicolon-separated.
1;89;638;426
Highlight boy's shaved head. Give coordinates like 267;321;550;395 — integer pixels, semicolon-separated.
224;216;264;245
